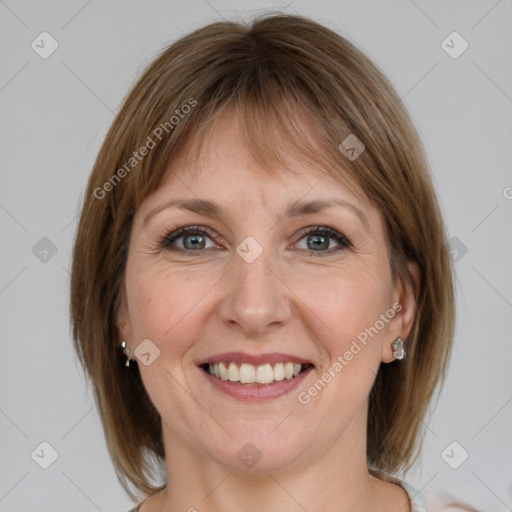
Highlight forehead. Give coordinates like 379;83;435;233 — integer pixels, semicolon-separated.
141;109;372;215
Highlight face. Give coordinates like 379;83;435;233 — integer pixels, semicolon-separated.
117;110;417;473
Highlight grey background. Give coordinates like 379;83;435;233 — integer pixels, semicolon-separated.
1;1;511;511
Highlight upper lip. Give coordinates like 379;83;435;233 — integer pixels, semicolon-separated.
196;352;314;367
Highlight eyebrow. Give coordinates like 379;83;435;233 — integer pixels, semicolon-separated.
143;198;370;232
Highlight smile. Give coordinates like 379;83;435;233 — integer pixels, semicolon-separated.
202;361;313;384
196;351;315;401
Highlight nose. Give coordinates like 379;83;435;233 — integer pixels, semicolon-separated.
218;244;293;337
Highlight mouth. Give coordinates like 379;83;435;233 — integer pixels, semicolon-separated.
200;361;314;384
196;352;315;401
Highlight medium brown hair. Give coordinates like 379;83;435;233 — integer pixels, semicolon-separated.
70;12;455;501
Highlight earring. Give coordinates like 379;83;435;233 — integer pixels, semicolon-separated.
120;341;132;367
392;337;406;360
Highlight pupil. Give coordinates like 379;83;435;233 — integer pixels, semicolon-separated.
182;233;331;251
184;234;205;250
308;235;329;250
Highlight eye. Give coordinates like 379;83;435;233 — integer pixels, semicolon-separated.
293;226;351;254
161;226;219;253
160;225;351;255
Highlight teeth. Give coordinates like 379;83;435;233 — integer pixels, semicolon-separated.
228;362;239;382
206;361;307;384
284;362;294;379
274;362;285;381
256;363;274;384
239;363;256;383
219;362;228;380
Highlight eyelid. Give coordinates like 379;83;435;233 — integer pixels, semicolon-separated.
292;225;352;252
159;224;352;254
161;225;221;249
294;225;350;242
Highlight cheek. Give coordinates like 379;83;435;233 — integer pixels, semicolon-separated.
294;270;392;418
299;264;391;362
124;263;210;407
125;260;219;355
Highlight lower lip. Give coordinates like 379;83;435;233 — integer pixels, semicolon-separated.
199;366;314;401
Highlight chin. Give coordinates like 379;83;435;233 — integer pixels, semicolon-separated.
208;430;307;473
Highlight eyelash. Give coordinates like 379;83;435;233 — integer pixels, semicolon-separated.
159;225;352;256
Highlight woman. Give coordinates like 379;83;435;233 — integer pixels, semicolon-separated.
70;12;475;512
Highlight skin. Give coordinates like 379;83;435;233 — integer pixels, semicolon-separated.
117;109;420;512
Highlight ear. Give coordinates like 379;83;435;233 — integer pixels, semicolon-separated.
381;261;421;363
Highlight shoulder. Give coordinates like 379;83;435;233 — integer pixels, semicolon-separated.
426;493;478;511
370;470;477;512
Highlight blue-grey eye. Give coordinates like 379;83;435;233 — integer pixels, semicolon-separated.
162;227;217;251
162;225;350;255
295;227;351;252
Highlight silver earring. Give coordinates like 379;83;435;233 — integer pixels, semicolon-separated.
392;337;406;360
120;341;132;367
